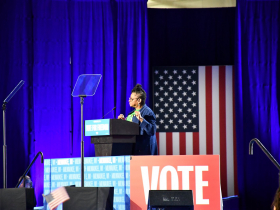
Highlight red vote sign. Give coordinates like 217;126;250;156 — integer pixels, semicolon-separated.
130;155;221;210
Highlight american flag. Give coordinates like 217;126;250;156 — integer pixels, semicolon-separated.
153;66;237;197
44;187;70;210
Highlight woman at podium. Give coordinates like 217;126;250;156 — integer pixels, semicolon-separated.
118;84;158;155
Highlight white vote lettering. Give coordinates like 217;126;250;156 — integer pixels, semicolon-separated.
195;166;209;204
159;166;179;190
141;165;209;205
141;166;159;204
177;166;194;190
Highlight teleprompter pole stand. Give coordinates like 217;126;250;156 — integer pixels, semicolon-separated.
2;80;25;188
2;103;7;188
72;74;102;188
80;95;86;187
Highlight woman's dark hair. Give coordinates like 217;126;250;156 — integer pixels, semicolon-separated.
131;84;146;106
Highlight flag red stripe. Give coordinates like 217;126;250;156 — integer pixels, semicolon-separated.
232;66;238;195
156;132;160;154
219;66;228;197
205;66;213;154
49;194;68;205
193;132;199;155
179;132;186;155
166;132;173;155
154;66;237;196
48;187;70;210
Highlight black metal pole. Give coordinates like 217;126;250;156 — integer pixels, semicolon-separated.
2;103;7;189
249;138;280;170
80;96;85;187
15;152;44;188
279;172;280;188
249;138;280;188
2;80;25;188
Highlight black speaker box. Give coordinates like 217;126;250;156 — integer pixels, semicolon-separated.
148;190;194;210
63;187;114;210
0;188;36;210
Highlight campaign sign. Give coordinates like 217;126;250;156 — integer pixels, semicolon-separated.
85;119;110;136
44;156;130;210
130;155;221;210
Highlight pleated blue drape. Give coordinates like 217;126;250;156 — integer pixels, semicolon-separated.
236;0;280;209
0;0;149;205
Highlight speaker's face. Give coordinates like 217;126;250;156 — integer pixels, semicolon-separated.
129;93;141;108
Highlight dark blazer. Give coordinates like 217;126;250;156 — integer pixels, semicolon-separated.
130;104;158;155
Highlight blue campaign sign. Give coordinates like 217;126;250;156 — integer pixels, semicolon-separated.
44;156;130;210
85;119;110;136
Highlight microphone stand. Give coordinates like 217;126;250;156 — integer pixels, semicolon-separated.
15;152;44;188
2;80;25;188
102;107;116;119
249;138;280;187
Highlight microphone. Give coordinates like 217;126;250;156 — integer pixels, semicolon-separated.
102;107;116;119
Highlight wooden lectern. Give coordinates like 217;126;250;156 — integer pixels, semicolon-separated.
90;119;139;156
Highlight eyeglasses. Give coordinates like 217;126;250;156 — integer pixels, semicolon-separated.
128;97;139;101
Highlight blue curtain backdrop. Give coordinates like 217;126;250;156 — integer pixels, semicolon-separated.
0;0;34;191
2;0;280;208
0;0;149;205
236;0;280;209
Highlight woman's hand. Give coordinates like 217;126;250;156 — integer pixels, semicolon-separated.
118;114;125;120
135;111;143;122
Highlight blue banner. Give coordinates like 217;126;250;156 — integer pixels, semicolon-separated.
85;119;110;136
44;156;130;210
